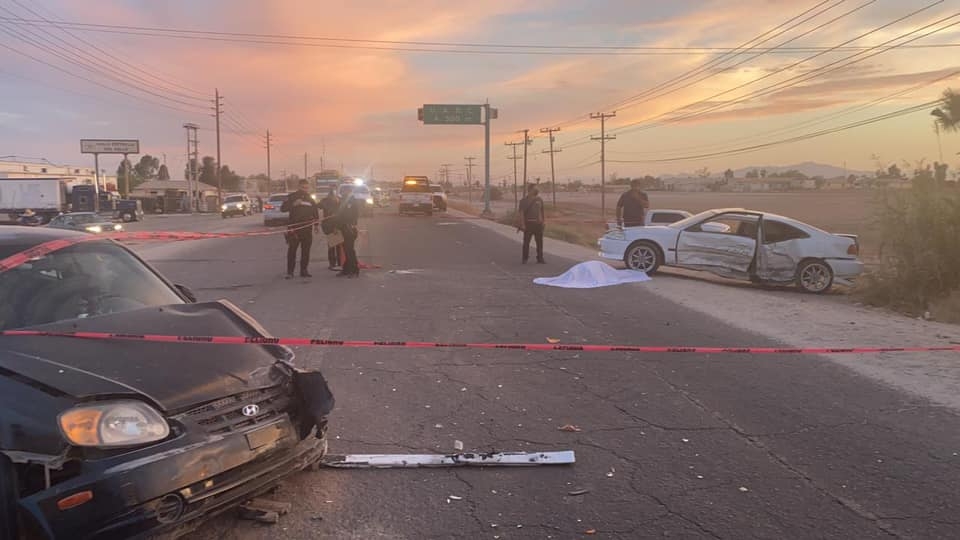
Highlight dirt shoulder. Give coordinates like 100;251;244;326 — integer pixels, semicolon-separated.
447;208;960;411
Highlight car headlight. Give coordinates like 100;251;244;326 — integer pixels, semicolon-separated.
85;225;103;233
113;224;123;231
604;230;625;241
221;204;228;211
238;204;245;209
59;401;170;447
365;197;374;205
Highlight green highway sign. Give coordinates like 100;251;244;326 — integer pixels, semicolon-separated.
420;104;483;125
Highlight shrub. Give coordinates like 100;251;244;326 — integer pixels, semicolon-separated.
858;181;960;313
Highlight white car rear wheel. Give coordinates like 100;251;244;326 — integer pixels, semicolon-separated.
624;242;661;274
796;260;833;293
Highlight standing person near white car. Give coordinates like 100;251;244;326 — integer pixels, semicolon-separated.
616;179;650;228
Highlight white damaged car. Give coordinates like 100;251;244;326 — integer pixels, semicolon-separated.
598;208;863;293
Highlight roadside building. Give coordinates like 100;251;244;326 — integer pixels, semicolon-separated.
0;157;117;192
130;179;219;213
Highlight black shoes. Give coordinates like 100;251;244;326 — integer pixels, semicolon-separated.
300;271;312;278
536;259;546;264
285;273;294;279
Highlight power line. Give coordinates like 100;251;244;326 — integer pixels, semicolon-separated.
607;100;938;164
609;4;957;138
609;68;960;158
512;0;861;133
7;0;209;102
0;40;203;115
2;16;959;55
590;112;616;217
0;8;209;112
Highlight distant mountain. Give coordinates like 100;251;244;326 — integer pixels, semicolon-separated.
731;162;870;178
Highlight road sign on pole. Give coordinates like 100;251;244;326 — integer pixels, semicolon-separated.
420;104;483;125
81;139;140;213
80;139;140;155
418;104;495;215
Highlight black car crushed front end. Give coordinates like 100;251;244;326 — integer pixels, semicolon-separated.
0;301;335;540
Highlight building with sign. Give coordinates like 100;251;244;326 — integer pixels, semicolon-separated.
0;158;117;190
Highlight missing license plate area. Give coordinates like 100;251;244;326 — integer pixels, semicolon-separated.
246;423;283;450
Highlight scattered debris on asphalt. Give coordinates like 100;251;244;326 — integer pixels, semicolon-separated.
739;486;750;492
568;489;590;496
321;450;576;468
547;337;561;343
605;467;616;478
558;424;582;432
586;529;597;535
448;495;463;501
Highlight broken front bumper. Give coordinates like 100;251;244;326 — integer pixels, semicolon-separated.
19;370;334;540
19;416;325;540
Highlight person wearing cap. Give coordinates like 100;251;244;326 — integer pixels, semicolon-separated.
517;183;546;264
17;209;41;226
616;179;650;228
280;179;320;278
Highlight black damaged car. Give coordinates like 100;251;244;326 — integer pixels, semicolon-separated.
0;227;334;539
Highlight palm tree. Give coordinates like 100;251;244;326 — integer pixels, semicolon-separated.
931;88;960;133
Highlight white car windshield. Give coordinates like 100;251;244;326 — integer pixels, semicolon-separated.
225;195;244;203
668;210;721;230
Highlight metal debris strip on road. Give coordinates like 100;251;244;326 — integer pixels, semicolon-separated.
2;329;959;355
320;450;576;469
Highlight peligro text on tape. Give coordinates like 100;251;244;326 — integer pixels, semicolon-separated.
1;330;958;355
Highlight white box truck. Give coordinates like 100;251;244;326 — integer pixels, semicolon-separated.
0;178;67;223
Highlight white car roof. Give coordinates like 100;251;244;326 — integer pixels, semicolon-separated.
697;208;831;235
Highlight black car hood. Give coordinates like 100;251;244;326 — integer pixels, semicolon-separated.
0;301;292;413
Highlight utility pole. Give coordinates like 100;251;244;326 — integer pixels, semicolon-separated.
465;156;476;203
591;111;616;217
521;129;532;192
213;88;224;204
264;129;272;196
440;164;454;188
184;123;199;213
304;152;308;181
505;141;523;208
540;127;561;208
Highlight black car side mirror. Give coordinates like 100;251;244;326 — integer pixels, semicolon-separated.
174;284;198;303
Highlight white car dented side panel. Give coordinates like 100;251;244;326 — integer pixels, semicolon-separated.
757;240;803;282
675;232;756;275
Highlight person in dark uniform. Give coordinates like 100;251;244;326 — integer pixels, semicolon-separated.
517;184;546;264
335;188;362;278
281;179;319;278
319;187;342;271
616;179;650;228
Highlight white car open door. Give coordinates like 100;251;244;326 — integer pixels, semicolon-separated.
675;212;760;276
755;218;810;282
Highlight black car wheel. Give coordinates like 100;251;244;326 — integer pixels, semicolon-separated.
0;454;19;540
121;212;134;223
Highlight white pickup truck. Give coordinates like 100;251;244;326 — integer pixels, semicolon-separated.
399;176;434;216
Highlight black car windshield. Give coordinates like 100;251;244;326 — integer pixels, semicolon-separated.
0;241;185;331
224;195;244;203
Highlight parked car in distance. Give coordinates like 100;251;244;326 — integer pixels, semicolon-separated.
221;193;252;218
338;184;374;217
46;212;123;234
606;209;693;229
598;208;863;293
0;226;333;539
114;199;144;223
430;185;448;212
263;193;290;226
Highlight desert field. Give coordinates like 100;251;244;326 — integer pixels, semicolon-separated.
451;189;884;260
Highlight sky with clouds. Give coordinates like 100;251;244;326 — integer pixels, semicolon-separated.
1;0;959;183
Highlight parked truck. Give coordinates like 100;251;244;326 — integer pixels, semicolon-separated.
0;178;68;223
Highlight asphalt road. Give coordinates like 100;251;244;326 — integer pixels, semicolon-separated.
126;211;960;540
